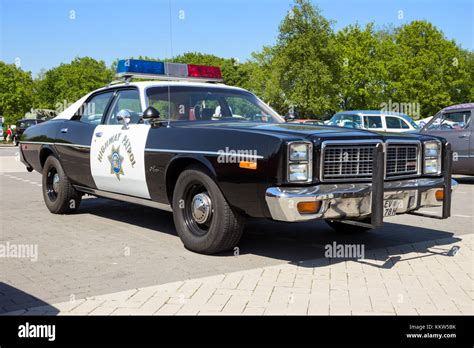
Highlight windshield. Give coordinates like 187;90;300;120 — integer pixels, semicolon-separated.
146;86;284;123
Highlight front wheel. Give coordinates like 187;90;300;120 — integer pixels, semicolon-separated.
172;166;244;254
42;156;82;214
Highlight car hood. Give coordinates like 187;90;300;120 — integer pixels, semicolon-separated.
172;121;425;141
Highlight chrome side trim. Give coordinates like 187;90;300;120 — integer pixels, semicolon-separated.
74;185;173;212
145;148;264;159
20;141;91;149
56;143;91;149
20;141;55;146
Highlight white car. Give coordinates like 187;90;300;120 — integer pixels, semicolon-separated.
328;111;419;133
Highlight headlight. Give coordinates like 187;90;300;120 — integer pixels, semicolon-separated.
424;142;440;158
424;141;441;175
289;143;309;161
289;164;309;181
287;141;312;182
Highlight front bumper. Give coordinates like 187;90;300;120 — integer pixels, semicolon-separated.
265;177;458;222
266;142;456;224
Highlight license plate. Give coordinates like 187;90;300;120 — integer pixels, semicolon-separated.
383;199;403;217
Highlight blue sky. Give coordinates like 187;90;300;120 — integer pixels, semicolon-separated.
1;0;473;76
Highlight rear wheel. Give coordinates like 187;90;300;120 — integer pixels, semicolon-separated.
172;165;244;254
42;156;82;214
325;219;372;233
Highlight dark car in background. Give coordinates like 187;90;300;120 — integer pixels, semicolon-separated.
14;119;46;146
419;103;473;175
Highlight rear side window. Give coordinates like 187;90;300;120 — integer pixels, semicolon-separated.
363;116;383;129
78;92;114;125
386;116;403;129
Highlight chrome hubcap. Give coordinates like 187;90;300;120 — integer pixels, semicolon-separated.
52;173;60;193
191;192;212;224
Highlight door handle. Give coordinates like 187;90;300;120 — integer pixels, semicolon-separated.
60;128;68;133
95;132;103;137
459;135;469;139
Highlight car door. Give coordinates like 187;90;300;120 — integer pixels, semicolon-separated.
55;90;115;188
424;110;472;174
89;88;152;198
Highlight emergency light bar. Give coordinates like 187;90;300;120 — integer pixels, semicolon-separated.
116;59;223;82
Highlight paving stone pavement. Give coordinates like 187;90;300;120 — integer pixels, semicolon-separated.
4;234;472;316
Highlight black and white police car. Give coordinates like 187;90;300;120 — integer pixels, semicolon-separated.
20;59;457;254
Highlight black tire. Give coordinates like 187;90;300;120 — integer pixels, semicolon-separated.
325;219;372;233
42;156;82;214
172;165;245;254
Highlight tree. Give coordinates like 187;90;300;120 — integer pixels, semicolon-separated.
248;0;341;117
34;57;114;111
0;62;34;125
387;20;472;117
335;23;393;110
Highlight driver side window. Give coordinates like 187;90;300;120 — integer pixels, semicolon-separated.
105;89;142;125
78;91;114;125
429;111;471;130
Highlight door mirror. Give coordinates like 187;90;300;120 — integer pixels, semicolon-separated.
285;115;296;122
116;109;131;129
142;106;161;120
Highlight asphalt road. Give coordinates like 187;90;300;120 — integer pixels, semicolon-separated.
0;146;472;312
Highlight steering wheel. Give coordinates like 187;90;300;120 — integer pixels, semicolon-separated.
441;123;453;129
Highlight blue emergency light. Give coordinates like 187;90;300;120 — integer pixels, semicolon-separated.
116;59;223;82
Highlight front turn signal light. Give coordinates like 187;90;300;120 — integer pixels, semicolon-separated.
239;161;257;170
297;201;321;214
435;190;444;201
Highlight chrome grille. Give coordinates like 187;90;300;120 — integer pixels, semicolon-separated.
321;141;420;181
322;144;376;180
386;145;419;177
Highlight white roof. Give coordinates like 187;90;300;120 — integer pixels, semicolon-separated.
54;81;248;120
98;80;246;92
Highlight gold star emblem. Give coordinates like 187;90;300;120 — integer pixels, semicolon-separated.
108;145;124;180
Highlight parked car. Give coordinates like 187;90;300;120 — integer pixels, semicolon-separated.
328;111;419;132
419;103;473;175
288;119;324;125
14;119;46;146
19;59;457;254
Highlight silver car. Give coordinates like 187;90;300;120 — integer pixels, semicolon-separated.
420;103;473;175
